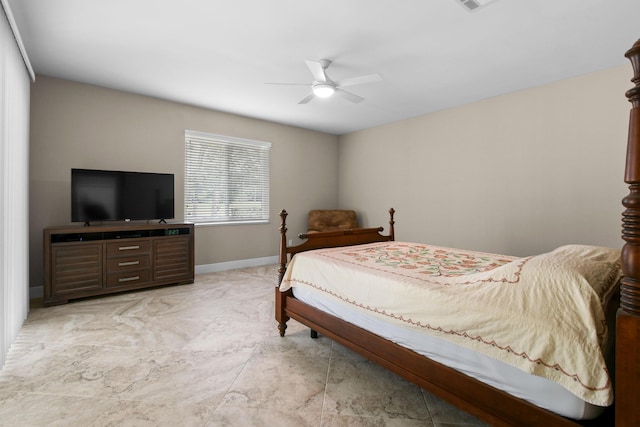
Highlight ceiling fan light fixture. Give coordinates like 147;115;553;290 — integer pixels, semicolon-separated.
456;0;499;12
312;83;335;98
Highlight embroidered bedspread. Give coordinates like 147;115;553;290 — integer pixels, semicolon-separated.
280;242;621;406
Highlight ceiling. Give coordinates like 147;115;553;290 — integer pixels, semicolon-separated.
6;0;640;135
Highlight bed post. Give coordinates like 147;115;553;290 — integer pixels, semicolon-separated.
276;209;291;336
388;208;396;241
278;209;288;284
618;38;640;427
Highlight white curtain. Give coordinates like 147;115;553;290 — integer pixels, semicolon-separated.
0;1;33;369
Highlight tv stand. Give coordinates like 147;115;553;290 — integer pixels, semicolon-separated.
43;223;194;306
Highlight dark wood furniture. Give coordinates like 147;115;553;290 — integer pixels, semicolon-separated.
275;39;640;427
44;222;194;306
617;38;640;427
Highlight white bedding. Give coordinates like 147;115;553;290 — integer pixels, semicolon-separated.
281;242;621;420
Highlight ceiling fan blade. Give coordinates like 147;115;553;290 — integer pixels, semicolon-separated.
336;73;382;88
264;82;309;86
305;60;328;82
336;89;364;104
298;92;315;104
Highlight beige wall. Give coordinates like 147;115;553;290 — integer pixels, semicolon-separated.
338;65;631;256
29;64;633;287
29;76;339;288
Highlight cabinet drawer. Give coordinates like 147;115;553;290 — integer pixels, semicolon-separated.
107;240;150;257
106;255;150;272
106;268;150;287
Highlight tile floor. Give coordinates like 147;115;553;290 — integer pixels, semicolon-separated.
0;266;487;426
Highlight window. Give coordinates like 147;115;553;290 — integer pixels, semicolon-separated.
184;130;271;225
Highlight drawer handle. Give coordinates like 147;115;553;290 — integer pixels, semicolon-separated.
119;245;140;251
118;276;140;283
118;261;140;267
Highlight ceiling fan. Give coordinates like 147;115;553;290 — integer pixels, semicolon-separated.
266;59;382;104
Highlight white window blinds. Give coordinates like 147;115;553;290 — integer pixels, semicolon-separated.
184;130;271;224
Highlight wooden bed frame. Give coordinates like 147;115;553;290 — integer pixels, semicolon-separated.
275;39;640;427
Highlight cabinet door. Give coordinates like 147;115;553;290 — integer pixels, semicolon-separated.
153;236;193;282
51;243;103;294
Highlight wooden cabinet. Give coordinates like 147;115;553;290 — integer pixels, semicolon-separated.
44;223;194;306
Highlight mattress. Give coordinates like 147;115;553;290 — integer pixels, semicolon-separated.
282;242;622;420
292;285;608;420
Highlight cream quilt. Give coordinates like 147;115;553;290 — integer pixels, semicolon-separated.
280;242;621;406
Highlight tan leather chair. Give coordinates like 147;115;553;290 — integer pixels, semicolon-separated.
307;210;359;233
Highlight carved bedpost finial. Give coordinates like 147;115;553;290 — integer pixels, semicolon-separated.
279;209;288;236
626;39;640;108
621;39;640;316
388;208;395;241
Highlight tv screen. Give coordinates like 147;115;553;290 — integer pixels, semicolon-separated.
71;169;175;223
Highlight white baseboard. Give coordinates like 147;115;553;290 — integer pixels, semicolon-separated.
29;256;279;300
194;255;279;274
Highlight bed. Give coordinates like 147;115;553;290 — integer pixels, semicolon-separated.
275;38;640;427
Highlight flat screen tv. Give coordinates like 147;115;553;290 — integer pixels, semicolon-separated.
71;169;175;224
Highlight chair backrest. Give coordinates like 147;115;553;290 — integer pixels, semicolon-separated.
307;210;358;233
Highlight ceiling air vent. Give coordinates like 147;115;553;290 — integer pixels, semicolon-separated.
456;0;499;13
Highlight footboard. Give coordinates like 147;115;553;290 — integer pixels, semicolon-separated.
275;208;395;336
276;208;395;283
